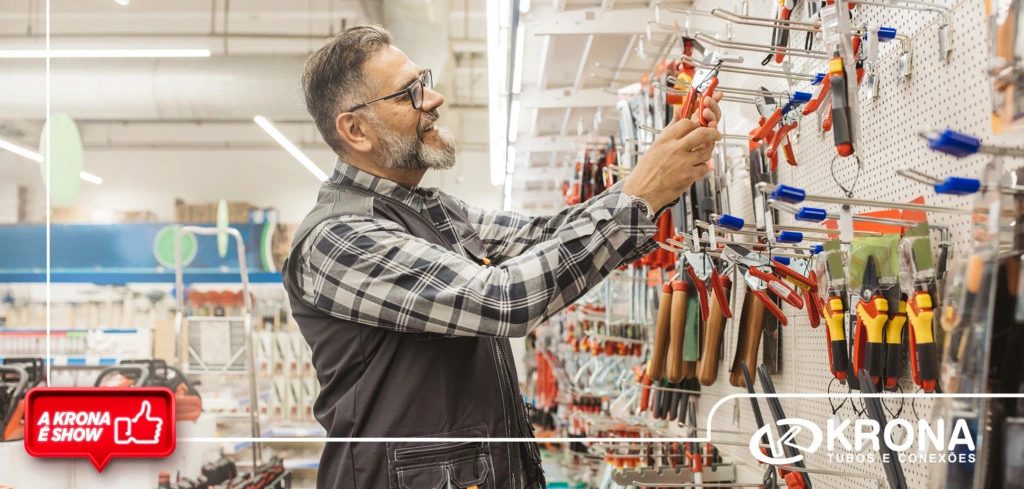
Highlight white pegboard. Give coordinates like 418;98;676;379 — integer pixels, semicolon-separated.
673;1;1006;488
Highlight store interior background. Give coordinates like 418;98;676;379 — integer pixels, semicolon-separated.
0;0;517;487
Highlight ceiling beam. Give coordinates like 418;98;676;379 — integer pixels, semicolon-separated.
519;87;618;109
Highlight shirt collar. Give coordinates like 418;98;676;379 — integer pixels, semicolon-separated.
329;159;437;209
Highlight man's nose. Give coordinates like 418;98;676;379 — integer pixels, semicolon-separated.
421;86;445;112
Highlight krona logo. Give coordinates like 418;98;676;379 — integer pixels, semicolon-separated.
749;418;822;465
748;417;976;465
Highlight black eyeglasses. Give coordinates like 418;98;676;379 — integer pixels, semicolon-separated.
346;69;433;112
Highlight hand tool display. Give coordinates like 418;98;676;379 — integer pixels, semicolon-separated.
523;3;1021;488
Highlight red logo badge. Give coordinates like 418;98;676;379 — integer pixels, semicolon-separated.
23;387;176;471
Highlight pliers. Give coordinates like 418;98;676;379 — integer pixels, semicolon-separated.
683;249;733;321
721;245;805;326
765;111;800;169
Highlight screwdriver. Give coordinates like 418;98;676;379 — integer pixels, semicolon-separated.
883;295;908;389
828;52;854;156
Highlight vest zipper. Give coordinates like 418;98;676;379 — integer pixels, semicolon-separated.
491;339;519;488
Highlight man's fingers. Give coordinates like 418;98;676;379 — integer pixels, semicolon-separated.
679;127;722;151
664;117;698;138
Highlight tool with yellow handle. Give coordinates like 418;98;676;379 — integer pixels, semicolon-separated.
646;283;674;381
824;295;849;381
853;257;887;387
907;290;939;392
883;295;908;389
666;281;689;383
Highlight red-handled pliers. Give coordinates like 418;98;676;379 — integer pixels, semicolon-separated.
710;265;733;318
748;266;804;310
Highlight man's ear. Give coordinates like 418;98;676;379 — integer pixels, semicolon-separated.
335;112;373;153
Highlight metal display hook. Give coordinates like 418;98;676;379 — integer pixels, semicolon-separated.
693;32;829;60
709;9;913;59
663;76;791;99
709;212;885;237
897;168;1024;196
756;182;974;215
843;0;953;61
694;219;831;243
679;53;818;81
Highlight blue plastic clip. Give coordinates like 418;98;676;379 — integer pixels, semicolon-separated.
812;72;826;85
716;214;746;231
776;231;803;243
874;27;897;42
772;256;792;266
810;244;825;255
771;184;806;203
927;129;981;158
795;207;828;222
934;177;981;195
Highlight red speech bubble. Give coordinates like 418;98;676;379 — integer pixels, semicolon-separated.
23;387;176;471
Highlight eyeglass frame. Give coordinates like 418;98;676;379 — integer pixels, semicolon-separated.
344;69;433;112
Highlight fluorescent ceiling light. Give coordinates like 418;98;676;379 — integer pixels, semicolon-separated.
0;136;103;184
519;0;530;13
115;0;130;5
512;25;525;94
253;115;327;181
79;171;103;185
508;99;520;143
0;136;44;162
0;49;211;59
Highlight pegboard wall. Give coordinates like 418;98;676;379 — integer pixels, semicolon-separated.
668;0;1011;488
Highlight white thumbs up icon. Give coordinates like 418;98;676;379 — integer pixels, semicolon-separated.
113;401;163;445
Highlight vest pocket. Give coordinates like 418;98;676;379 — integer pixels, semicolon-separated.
388;426;495;489
394;452;492;489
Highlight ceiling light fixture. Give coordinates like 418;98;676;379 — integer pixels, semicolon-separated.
79;171;103;185
0;136;44;163
253;115;327;181
0;136;103;184
0;49;211;59
114;0;130;5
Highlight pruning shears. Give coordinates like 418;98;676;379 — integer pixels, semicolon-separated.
679;54;722;126
722;245;804;326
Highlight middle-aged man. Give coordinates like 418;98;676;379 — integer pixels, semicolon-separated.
282;25;722;489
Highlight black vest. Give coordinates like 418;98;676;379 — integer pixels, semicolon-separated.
282;180;545;489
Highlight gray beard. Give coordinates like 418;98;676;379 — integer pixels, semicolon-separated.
374;120;457;171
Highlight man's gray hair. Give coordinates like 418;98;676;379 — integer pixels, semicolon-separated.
301;25;393;154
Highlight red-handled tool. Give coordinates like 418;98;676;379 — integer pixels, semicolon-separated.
709;266;733;318
749;267;804;309
685;265;711;321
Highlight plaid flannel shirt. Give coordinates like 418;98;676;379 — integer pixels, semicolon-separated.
296;161;658;337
